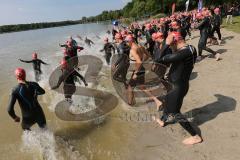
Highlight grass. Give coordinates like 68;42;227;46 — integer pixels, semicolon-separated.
222;16;240;33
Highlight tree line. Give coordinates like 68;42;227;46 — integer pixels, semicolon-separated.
0;0;237;33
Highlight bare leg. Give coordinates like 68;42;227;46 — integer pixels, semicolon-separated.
143;87;163;111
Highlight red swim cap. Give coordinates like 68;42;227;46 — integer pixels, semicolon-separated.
15;68;26;80
172;31;183;43
125;34;134;42
32;52;37;59
196;13;203;19
171;21;179;27
115;33;123;40
121;30;128;37
160;18;165;22
214;8;220;14
146;23;152;29
152;32;164;41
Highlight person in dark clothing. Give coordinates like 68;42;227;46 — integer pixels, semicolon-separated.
154;32;203;145
84;37;94;47
112;33;130;86
100;37;115;65
183;14;192;39
211;8;222;45
8;68;47;130
170;21;187;40
145;24;155;57
51;59;88;102
59;40;84;68
19;52;49;82
112;28;118;40
195;12;221;61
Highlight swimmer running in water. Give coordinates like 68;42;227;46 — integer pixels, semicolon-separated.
100;37;115;65
7;68;47;130
84;37;94;47
19;52;49;82
154;32;203;145
51;59;88;103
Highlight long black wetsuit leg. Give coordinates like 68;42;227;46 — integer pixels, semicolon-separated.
198;39;216;56
113;57;130;84
162;83;197;136
34;70;41;82
212;26;222;40
105;53;112;65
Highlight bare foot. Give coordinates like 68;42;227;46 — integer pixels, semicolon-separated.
182;135;203;145
152;116;165;127
215;53;221;61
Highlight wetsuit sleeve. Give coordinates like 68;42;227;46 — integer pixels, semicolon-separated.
77;46;84;50
74;71;86;82
60;44;67;47
158;44;171;60
159;49;189;63
20;59;33;63
32;82;45;95
40;60;49;65
195;19;206;29
7;91;17;119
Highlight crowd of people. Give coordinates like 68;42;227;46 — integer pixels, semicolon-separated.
8;4;236;146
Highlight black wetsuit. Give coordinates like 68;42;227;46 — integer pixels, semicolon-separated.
100;42;115;65
52;69;87;99
183;15;192;38
20;59;48;82
60;45;84;68
133;28;140;44
157;45;198;136
196;17;216;56
8;82;46;130
113;41;130;84
85;38;94;47
145;29;155;57
112;29;118;40
211;14;222;40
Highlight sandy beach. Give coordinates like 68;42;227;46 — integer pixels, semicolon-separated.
122;29;240;160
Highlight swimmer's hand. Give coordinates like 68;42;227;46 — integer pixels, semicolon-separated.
14;116;20;122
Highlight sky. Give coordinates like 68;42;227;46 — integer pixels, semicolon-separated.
0;0;131;25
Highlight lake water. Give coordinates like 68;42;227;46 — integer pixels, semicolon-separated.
0;23;150;160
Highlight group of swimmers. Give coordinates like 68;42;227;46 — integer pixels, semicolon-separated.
7;6;226;145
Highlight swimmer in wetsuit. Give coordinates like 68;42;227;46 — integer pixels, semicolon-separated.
84;37;94;47
100;37;115;65
51;59;88;102
195;12;221;61
7;68;47;130
112;33;130;86
154;32;203;145
211;8;222;45
59;40;84;68
19;52;49;82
